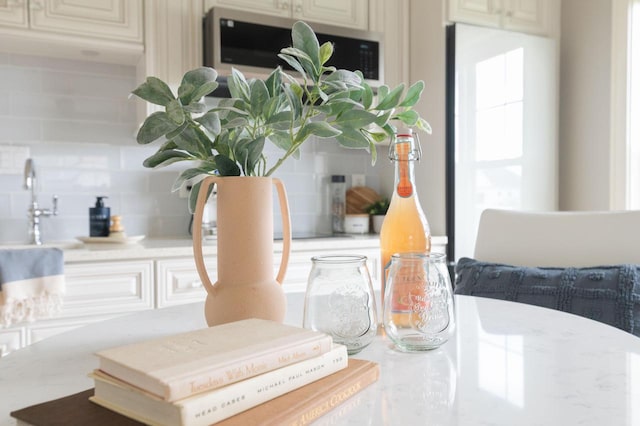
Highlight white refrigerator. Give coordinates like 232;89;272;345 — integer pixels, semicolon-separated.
446;23;558;262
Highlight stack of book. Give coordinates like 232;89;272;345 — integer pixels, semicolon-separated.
87;318;379;425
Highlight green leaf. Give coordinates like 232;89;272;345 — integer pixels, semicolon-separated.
265;68;283;97
296;122;341;142
222;117;249;129
291;21;320;75
131;76;175;107
137;112;179;144
367;131;388;143
166;100;185;125
335;127;370;149
184;102;208;114
284;85;303;121
215;154;241;176
228;68;250;101
196;111;221;136
362;83;374;110
250;79;269;117
377;85;389;100
269;131;294;152
280;47;317;81
166;123;188;141
142;150;191;168
188;180;202;214
242;136;266;175
374;110;392;127
394;109;419;126
266;111;293;130
319;41;333;65
172;126;206;155
277;53;308;80
399;80;424;107
178;67;218;105
375;84;405;110
416;117;433;134
324;70;362;87
335;110;377;128
172;167;211;192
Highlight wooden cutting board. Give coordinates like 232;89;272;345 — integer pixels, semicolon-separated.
346;186;380;214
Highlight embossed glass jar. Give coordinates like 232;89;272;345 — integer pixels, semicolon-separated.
383;252;455;351
303;255;378;355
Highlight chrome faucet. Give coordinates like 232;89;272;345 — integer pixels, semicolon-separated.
24;159;58;245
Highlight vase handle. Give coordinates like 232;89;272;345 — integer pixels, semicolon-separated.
192;176;219;296
273;178;291;284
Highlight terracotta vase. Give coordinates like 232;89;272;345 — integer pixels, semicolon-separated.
192;176;291;326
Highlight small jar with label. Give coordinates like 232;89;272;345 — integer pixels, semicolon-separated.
383;252;455;351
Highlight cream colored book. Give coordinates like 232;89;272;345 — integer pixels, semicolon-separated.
95;318;333;402
90;344;349;426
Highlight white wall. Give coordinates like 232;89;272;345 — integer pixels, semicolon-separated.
559;0;614;210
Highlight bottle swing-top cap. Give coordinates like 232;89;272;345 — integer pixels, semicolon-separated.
388;128;422;162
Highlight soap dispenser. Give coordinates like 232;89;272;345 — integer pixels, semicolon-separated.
89;196;110;237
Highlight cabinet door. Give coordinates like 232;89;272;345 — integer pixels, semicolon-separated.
293;0;368;30
63;260;154;317
503;0;549;35
29;0;143;43
0;0;28;28
448;0;500;28
156;257;212;308
204;0;289;18
0;328;24;357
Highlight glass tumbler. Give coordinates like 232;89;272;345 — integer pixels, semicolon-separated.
303;255;378;355
383;252;455;351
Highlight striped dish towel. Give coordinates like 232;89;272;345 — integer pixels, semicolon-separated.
0;248;65;327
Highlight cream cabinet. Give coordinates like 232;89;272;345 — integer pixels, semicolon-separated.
0;0;143;65
204;0;369;30
448;0;551;36
0;0;143;42
155;257;210;308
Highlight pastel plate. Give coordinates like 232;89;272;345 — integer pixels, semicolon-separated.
76;235;145;245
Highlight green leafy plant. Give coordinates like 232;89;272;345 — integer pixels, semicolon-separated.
366;198;390;215
132;21;431;211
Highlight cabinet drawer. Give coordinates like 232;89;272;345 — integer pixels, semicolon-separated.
62;260;154;318
0;328;24;357
156;258;212;308
25;314;122;346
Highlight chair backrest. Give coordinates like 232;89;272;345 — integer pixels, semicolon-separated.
473;209;640;267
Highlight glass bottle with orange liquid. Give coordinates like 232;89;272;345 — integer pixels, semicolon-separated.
380;129;431;316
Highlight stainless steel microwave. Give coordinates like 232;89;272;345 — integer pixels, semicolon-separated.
203;7;384;93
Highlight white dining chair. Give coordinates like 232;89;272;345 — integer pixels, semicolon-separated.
473;209;640;268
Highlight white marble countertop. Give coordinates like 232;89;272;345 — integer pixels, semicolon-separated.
1;294;638;425
0;235;447;263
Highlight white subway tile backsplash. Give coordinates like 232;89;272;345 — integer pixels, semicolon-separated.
0;118;41;142
0;53;385;244
41;120;136;144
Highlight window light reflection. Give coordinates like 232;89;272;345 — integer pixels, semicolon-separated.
477;322;525;408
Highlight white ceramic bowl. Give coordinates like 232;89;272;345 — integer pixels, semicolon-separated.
344;214;370;234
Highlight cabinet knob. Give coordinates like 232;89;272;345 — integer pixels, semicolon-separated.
294;4;302;13
505;10;513;17
280;1;289;10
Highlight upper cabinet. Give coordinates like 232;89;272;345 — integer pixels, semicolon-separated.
0;0;143;64
448;0;551;36
204;0;369;30
0;0;143;42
